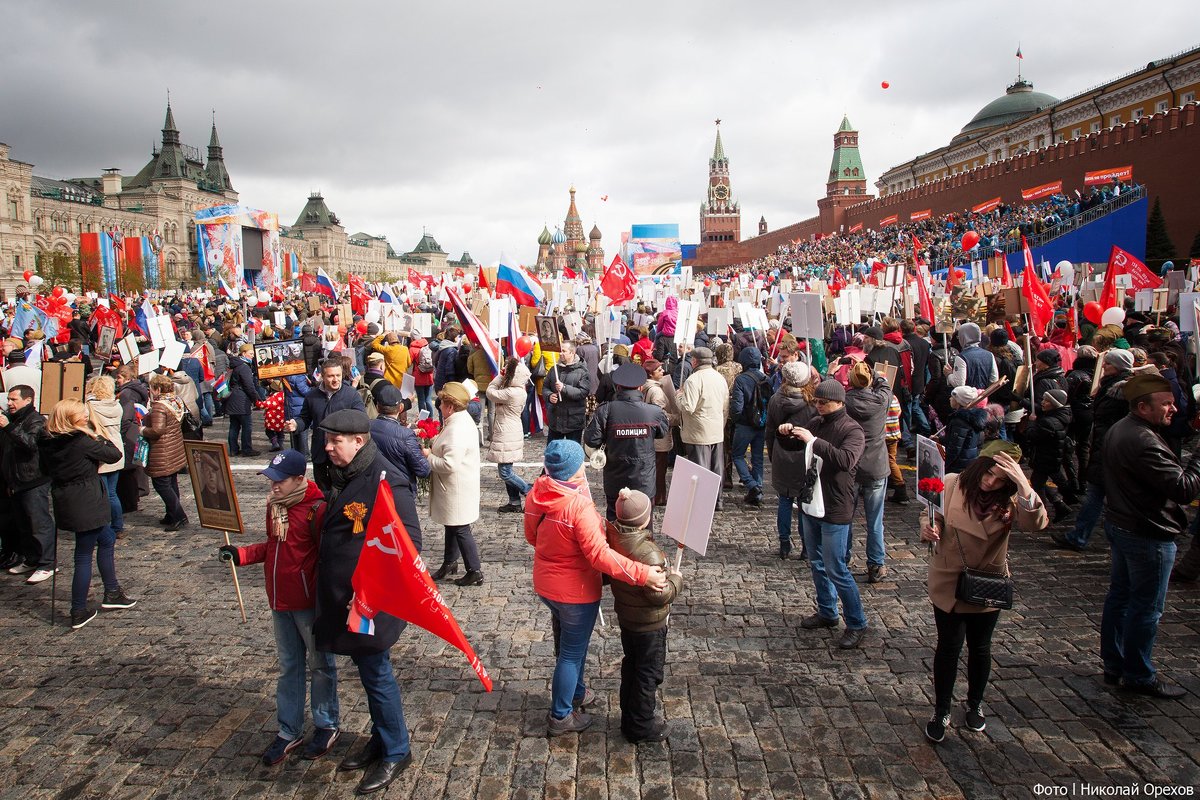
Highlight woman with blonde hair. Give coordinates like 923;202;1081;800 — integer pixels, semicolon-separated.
39;399;134;629
85;375;131;540
142;374;189;530
423;382;483;585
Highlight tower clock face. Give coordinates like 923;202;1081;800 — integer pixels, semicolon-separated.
713;185;729;200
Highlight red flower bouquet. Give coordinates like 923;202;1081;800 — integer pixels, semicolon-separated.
415;418;441;443
917;477;945;494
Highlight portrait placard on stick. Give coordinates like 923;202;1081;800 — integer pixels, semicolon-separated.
184;441;246;623
535;316;562;352
916;435;945;515
661;457;721;565
788;292;824;340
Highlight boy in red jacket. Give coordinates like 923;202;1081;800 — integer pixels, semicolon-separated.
219;450;340;766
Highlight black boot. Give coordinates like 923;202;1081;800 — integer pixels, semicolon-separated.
431;563;459;581
889;484;909;505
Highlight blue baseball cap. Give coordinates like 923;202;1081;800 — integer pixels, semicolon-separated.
259;449;308;481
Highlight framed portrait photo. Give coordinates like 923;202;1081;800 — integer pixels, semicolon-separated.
183;441;244;534
536;315;562;353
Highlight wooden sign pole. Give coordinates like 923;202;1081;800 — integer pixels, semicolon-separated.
224;530;247;623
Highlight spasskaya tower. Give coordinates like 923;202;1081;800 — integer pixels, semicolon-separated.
700;120;741;244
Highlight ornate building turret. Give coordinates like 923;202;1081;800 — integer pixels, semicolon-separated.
586;223;604;274
700;120;741;244
203;118;232;192
535;224;552;270
826;115;868;197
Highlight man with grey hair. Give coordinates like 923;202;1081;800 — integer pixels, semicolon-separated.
678;346;730;511
544;340;591;442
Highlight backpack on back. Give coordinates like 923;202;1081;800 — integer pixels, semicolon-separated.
417;345;435;374
743;373;771;428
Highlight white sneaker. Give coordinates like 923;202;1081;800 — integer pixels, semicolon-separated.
8;562;34;575
25;568;56;585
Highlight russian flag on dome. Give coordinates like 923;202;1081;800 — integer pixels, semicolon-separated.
446;287;501;376
495;257;544;307
315;267;338;300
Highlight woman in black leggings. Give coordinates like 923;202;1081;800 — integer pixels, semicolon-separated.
918;452;1048;743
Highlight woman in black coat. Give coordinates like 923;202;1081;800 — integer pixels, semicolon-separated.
39;399;135;629
226;343;265;456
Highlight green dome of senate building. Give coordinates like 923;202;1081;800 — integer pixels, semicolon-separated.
952;80;1058;144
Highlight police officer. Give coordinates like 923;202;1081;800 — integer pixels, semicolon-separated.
585;362;668;523
312;409;421;795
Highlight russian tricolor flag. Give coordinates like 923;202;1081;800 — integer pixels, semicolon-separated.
495;259;544;307
446;288;501;376
218;275;239;300
379;285;394;304
316;267;338;300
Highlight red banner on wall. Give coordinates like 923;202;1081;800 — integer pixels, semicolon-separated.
122;237;145;292
1084;165;1132;186
879;215;898;228
910;209;932;222
1020;181;1063;202
848;222;863;233
971;197;1002;214
79;233;104;292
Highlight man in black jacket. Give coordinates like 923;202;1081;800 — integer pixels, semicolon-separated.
777;379;868;649
0;385;56;583
313;409;420;793
584;363;667;523
286;359;367;493
226;343;265;457
1098;373;1200;699
901;319;932;457
544;341;591;442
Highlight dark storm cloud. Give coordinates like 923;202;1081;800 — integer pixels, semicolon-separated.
1;1;1193;264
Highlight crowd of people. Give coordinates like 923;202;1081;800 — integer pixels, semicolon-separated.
0;241;1194;790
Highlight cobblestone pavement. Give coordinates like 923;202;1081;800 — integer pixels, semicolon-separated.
1;419;1198;799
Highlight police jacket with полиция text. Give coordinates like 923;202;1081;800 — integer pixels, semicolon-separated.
584;388;667;497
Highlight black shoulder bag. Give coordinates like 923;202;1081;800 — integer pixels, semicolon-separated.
953;527;1014;610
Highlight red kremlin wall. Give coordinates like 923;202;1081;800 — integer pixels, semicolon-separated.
693;103;1200;269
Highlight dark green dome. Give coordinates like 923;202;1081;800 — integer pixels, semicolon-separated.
953;80;1058;143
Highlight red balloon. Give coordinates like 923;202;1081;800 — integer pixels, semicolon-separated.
881;81;890;89
51;286;64;298
461;283;472;294
1083;301;1103;325
703;278;711;287
515;335;533;358
22;271;32;282
961;231;980;251
355;320;368;336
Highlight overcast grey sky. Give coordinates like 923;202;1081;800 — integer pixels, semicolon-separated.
1;1;1193;266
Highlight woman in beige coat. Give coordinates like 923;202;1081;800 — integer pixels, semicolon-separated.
86;376;129;538
424;382;484;586
918;451;1046;743
641;359;680;506
486;357;532;513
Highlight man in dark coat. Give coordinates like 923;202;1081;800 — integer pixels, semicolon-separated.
544;341;591;442
1098;373;1200;698
314;409;420;794
729;346;769;505
776;378;868;649
286;358;366;493
0;385;56;581
115;365;151;512
1031;348;1068;411
901;319;933;453
369;384;430;500
584;363;667;523
226;343;265;457
1055;349;1133;550
843;365;892;582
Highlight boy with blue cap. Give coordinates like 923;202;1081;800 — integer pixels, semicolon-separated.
219;450;339;766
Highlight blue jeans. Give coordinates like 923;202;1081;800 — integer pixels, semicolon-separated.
272;609;338;740
908;397;930;438
200;392;215;426
1066;482;1106;548
800;514;867;630
539;597;600;720
848;477;887;567
416;384;435;417
72;526;118;613
497;463;531;503
777;494;796;544
228;413;254;454
350;648;411;761
1100;523;1176;687
101;472;123;533
731;424;765;490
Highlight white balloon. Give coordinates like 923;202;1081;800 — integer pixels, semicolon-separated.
1100;307;1126;327
1056;260;1072;273
28;275;44;287
365;308;381;324
65;293;76;304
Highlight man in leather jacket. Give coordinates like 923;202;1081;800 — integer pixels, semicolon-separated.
1098;372;1200;699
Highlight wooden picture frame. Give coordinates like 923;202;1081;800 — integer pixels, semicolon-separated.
183;441;244;535
253;338;307;380
536;315;562;353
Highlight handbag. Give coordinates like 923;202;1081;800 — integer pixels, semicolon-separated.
952;526;1014;610
799;439;825;518
133;437;150;468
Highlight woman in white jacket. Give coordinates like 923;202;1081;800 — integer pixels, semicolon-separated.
424;382;484;586
486;357;532;513
85;376;130;539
